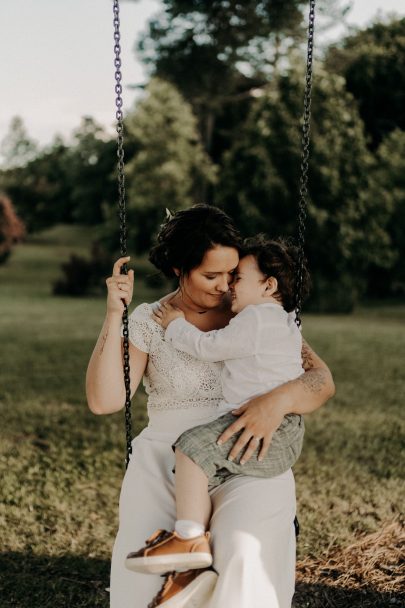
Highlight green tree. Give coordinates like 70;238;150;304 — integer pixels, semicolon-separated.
0;116;38;169
107;77;217;253
137;0;306;154
137;1;349;154
65;117;118;225
325;17;405;149
0;118;121;232
0;137;72;232
216;68;392;311
366;129;405;296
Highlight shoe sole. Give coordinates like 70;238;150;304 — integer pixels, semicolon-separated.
125;553;213;574
159;570;218;608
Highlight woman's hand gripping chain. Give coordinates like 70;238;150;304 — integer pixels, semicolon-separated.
152;302;185;329
217;394;287;465
106;256;134;316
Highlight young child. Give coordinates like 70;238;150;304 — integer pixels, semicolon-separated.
125;235;310;576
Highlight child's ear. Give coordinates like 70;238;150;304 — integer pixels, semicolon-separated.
265;276;278;295
173;267;180;277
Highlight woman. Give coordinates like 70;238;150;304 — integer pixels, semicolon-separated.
86;205;335;608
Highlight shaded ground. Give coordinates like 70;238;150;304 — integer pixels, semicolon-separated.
0;553;109;608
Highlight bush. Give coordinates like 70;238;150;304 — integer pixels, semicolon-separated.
52;242;113;297
0;193;26;264
306;274;362;314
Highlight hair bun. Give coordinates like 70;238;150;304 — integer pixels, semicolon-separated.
149;242;176;278
148;204;242;278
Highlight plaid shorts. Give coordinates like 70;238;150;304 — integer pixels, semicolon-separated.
172;412;304;489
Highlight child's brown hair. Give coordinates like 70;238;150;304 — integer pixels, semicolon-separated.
241;234;311;313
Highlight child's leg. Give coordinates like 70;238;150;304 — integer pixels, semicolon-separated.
125;450;213;574
174;447;212;539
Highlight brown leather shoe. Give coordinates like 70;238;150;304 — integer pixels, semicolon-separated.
125;529;213;574
148;568;218;608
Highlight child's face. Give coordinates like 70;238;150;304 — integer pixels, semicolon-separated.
230;255;272;313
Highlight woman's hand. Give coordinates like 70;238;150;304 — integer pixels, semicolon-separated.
152;302;185;329
106;256;134;316
217;395;288;464
217;339;335;464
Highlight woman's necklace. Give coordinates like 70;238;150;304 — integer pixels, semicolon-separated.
173;289;208;315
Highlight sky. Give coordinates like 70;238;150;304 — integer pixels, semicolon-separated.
1;0;404;151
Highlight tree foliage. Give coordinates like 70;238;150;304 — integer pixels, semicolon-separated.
139;0;308;83
107;77;217;253
0;139;72;232
0;117;38;170
1;11;404;307
366;129;405;296
137;1;349;152
216;68;393;310
65;117;118;225
137;0;310;151
325;17;405;149
0;117;118;232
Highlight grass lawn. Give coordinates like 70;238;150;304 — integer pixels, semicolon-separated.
0;225;404;607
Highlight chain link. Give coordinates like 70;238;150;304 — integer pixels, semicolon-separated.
112;0;314;464
113;0;132;468
295;0;316;328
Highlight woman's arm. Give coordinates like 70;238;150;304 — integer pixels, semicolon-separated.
217;339;335;463
278;338;335;414
86;312;148;415
86;256;147;415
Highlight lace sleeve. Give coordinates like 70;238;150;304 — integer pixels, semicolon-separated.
120;303;156;354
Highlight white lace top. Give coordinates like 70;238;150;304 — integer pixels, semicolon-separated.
122;302;223;411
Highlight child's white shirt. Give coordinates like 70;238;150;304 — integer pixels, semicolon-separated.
165;302;304;415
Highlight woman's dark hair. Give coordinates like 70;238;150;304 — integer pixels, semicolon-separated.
241;234;311;312
149;204;242;278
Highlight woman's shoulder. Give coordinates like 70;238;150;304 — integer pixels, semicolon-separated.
125;301;162;353
129;292;177;315
128;292;182;323
129;301;160;320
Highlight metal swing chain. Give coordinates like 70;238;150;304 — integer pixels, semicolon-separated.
112;0;314;465
113;0;132;468
295;0;316;328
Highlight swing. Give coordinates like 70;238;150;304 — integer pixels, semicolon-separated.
112;0;316;477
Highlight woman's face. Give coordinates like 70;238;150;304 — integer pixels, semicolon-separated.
178;246;239;310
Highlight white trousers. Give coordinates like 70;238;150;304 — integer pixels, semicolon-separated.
110;417;296;608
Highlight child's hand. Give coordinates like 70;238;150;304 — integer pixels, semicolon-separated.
152;302;185;329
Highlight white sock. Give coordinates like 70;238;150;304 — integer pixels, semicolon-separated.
175;519;205;539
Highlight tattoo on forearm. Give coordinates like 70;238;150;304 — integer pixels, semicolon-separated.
301;340;315;371
299;369;327;393
99;329;109;355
